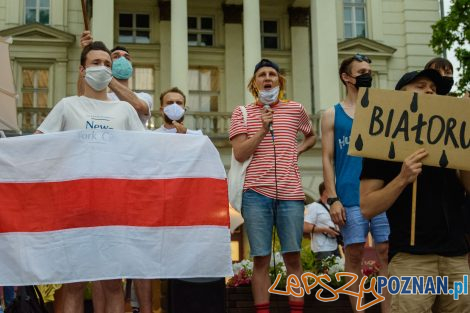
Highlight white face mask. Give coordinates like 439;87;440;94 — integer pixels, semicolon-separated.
163;102;185;121
259;86;280;105
85;66;113;91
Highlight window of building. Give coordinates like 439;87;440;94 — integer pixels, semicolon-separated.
22;68;49;108
188;68;219;112
25;0;50;24
261;20;279;49
188;16;214;47
21;68;49;131
344;0;367;38
118;13;150;44
128;67;154;96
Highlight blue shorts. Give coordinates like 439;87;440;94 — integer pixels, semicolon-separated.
241;189;304;257
340;206;390;247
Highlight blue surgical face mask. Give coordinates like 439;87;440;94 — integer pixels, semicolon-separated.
112;56;133;80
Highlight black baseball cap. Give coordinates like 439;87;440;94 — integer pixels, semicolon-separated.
254;58;280;74
395;69;445;94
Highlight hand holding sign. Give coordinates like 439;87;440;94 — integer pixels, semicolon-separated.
398;148;428;185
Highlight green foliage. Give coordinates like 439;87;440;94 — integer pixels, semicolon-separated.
430;0;470;94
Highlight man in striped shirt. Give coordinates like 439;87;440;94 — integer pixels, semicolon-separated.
229;59;316;313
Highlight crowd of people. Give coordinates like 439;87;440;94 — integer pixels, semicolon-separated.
0;28;469;313
230;55;469;313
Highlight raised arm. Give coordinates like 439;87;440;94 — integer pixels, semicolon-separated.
108;78;150;119
360;149;428;219
231;108;272;162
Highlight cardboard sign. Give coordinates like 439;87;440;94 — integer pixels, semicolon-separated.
349;88;470;171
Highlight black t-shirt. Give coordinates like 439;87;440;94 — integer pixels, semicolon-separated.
361;158;468;261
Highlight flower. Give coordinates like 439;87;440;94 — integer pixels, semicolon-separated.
227;256;289;288
362;260;381;284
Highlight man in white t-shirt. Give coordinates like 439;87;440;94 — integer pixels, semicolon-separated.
155;87;203;135
36;41;144;313
80;32;154;313
304;182;340;261
80;31;154;127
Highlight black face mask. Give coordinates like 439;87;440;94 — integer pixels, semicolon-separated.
440;76;454;95
353;73;373;89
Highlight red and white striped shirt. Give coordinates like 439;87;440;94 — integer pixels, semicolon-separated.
229;100;313;200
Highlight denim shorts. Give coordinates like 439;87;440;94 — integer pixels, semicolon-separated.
340;205;390;247
241;189;304;257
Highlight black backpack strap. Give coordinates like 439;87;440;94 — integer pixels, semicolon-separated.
317;200;330;213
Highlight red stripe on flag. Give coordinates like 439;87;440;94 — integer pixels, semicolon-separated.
0;178;229;232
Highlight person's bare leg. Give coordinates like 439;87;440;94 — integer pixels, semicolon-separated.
92;281;106;313
375;242;390;313
345;243;365;313
251;255;271;305
283;252;304;304
62;282;86;313
53;286;64;313
134;279;152;313
101;279;125;313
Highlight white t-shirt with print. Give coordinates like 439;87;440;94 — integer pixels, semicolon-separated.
108;92;153;125
38;96;145;133
304;202;338;253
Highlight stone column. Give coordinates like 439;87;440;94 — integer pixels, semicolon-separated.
54;60;67;104
223;4;244;110
91;0;114;48
243;0;261;105
310;0;340;112
289;7;312;114
159;0;171;94
170;0;188;95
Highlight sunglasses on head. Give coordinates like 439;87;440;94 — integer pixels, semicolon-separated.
353;53;372;64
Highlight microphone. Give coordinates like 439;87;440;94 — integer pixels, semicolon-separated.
263;103;274;137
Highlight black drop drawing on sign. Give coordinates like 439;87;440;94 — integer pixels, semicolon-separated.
439;150;448;168
410;93;418;113
388;142;395;159
361;88;369;108
355;134;363;151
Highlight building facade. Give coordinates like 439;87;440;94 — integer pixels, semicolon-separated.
0;0;442;257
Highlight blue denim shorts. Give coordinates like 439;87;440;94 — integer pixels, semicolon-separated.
340;206;390;247
241;189;304;257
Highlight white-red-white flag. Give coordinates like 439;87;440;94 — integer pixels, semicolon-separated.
0;129;232;285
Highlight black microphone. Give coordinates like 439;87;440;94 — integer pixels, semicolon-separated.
263;103;274;137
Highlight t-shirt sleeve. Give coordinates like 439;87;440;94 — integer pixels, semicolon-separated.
304;203;318;224
361;157;394;182
229;106;247;140
136;92;153;124
298;104;313;136
137;92;153;113
37;99;66;133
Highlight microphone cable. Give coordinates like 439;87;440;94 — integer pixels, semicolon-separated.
266;107;280;313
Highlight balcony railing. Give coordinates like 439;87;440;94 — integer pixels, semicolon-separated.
16;107;321;140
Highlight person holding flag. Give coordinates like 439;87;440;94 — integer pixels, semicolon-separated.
36;41;145;313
